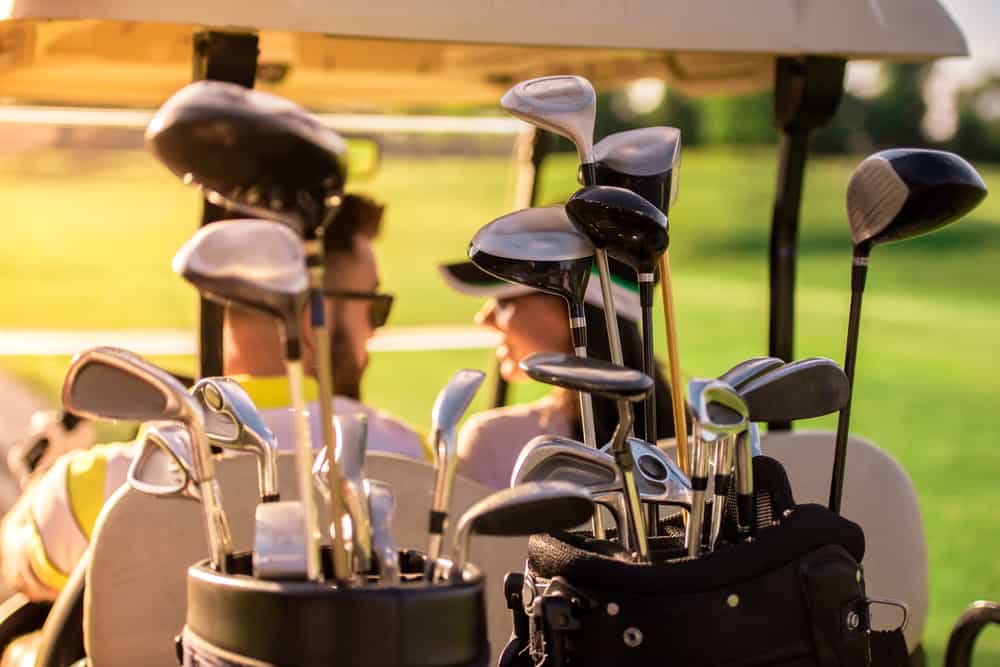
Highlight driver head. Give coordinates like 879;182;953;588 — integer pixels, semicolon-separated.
593;126;682;213
847;148;987;249
468;206;594;307
146;80;348;234
564;185;669;274
500;75;597;165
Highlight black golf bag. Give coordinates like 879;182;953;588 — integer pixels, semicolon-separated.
500;457;911;667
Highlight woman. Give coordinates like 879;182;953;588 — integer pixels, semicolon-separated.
439;259;676;489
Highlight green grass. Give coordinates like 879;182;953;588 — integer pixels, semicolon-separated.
1;147;999;663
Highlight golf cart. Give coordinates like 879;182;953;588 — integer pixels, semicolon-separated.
0;1;987;665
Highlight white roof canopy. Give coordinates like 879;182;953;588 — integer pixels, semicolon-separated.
0;0;969;108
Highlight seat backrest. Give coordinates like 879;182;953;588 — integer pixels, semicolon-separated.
761;430;927;650
84;451;522;666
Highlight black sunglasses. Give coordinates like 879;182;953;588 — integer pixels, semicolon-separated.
322;290;395;328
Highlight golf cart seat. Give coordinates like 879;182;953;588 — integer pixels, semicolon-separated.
82;450;521;666
761;430;928;654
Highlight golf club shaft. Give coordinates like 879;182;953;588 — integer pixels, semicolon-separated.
200;477;234;573
708;435;735;550
612;402;649;561
658;252;691;476
735;426;756;536
687;425;709;557
829;253;868;513
305;242;353;582
286;358;325;582
574;344;605;540
640;299;656;444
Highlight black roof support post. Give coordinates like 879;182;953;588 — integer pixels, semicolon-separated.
491;128;553;409
192;31;260;380
767;56;845;431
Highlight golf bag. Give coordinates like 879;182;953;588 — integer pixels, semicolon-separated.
500;457;910;667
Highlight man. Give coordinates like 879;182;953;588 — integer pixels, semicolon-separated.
1;194;424;601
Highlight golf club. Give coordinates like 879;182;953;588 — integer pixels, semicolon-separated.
427;369;487;563
688;379;748;556
500;76;628;396
831;148;987;513
173;219;333;582
718;357;785;391
128;421;200;500
62;346;232;572
564;185;668;446
333;413;373;576
469;204;605;537
193;377;280;503
441;480;595;582
512;434;629;547
147;83;351;574
521;351;653;561
592;126;690;474
739;357;849;423
366;480;400;586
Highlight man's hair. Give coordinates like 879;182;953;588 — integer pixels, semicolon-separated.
323;193;384;255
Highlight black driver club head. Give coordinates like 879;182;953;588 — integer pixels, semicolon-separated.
592;126;682;214
146;80;348;235
739;358;849;423
468;206;594;309
565;185;669;275
847;148;987;250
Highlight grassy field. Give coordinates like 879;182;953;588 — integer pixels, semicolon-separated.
1;147;998;662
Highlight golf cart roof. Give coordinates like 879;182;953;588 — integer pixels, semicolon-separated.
0;0;968;108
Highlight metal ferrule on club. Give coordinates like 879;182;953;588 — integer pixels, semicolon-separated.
708;435;736;551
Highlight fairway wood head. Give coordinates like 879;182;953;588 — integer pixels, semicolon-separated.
366;480;400;585
193;377;279;501
173;220;307;330
146;80;348;233
511;435;618;493
447;480;595;576
565;185;669;274
520;352;652;403
500;75;597;165
718;357;785;390
739;357;849;422
847;148;987;249
128;422;200;499
468;206;594;307
593;126;682;213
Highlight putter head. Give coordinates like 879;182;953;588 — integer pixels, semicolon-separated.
500;75;597;165
592;126;682;213
128;422;200;499
847;148;987;249
62;346;203;432
564;185;669;274
173;220;307;329
511;435;619;493
718;357;785;390
739;357;850;423
520;352;652;403
468;206;594;306
146;80;348;233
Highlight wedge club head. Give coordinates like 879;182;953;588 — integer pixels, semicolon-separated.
427;369;487;561
63;346;232;571
444;480;595;580
193;377;279;502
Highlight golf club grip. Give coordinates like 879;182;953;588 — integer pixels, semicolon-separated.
829;285;865;514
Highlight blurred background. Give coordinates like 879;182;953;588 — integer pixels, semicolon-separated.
0;0;996;662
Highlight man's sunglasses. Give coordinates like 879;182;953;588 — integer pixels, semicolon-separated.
322;290;395;328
